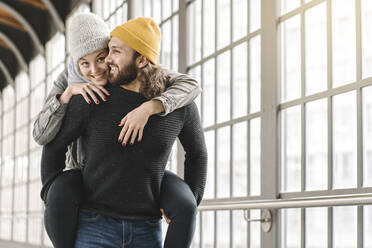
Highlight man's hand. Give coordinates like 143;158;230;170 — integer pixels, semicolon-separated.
118;99;164;146
160;208;171;224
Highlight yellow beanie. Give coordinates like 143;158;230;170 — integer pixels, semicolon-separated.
110;17;161;65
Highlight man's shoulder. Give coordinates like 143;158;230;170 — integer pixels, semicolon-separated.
69;95;91;112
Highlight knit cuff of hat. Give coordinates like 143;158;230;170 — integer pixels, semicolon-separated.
71;37;110;63
111;26;159;65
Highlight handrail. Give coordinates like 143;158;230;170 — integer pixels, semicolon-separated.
198;193;372;211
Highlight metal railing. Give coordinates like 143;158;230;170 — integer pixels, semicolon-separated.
198;193;372;211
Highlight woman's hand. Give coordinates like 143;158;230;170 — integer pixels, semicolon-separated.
118;99;164;146
160;208;171;224
58;83;110;104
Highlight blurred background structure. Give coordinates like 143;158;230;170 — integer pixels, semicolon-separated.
0;0;372;247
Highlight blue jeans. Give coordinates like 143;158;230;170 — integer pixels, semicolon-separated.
74;210;162;248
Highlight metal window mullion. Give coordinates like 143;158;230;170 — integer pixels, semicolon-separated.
0;93;3;236
327;0;333;191
214;0;217;246
213;0;217;201
356;0;363;190
261;0;279;247
25;73;31;243
358;206;363;248
229;0;233;200
328;207;333;248
301;4;306;193
301;208;305;248
11;89;16;241
200;0;204;125
199;212;203;248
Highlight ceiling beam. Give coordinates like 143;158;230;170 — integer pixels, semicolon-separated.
0;31;28;72
40;0;65;33
0;16;26;32
19;0;48;10
0;40;8;49
0;59;15;86
0;2;44;55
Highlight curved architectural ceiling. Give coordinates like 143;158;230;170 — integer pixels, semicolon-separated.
0;0;86;90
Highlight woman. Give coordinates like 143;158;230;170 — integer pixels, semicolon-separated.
34;13;201;248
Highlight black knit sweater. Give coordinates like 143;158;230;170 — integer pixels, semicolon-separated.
40;84;207;220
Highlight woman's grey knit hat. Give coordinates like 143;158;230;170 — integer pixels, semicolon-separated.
68;12;110;63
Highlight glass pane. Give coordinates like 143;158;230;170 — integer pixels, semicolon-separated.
281;106;301;192
161;20;171;68
14;185;27;212
153;0;161;23
281;15;301;102
217;126;231;198
250;210;261;248
203;0;215;56
364;86;372;187
203;59;215;127
172;16;179;71
16;99;29;128
31;84;45;119
333;91;357;189
306;99;328;191
305;208;327;248
217;0;230;50
364;205;372;247
204;130;215;199
333;206;357;248
30;55;45;88
233;42;247;118
250;0;261;32
187;0;202;65
0;188;12;213
217;211;230;248
250;118;261;196
233;122;247;197
28;216;42;245
362;0;372;79
29;181;42;212
250;36;261;113
280;0;301;15
217;51;231;123
202;211;215;247
305;3;327;95
0;215;11;239
188;66;202;112
233;0;247;41
332;0;356;87
191;213;200;247
232;210;247;247
163;0;172;19
281;208;301;248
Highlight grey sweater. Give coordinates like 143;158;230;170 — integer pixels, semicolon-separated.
33;60;201;168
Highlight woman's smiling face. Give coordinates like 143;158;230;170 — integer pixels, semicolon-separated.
78;48;109;86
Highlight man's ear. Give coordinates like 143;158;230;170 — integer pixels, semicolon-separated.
136;55;149;69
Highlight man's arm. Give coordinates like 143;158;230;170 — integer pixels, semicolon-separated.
33;69;69;145
153;70;202;116
40;95;89;201
178;102;208;205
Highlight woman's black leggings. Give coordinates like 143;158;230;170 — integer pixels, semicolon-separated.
43;169;197;248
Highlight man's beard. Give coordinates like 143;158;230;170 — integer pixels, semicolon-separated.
108;60;138;86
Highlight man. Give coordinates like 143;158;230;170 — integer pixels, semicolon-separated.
40;17;207;247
